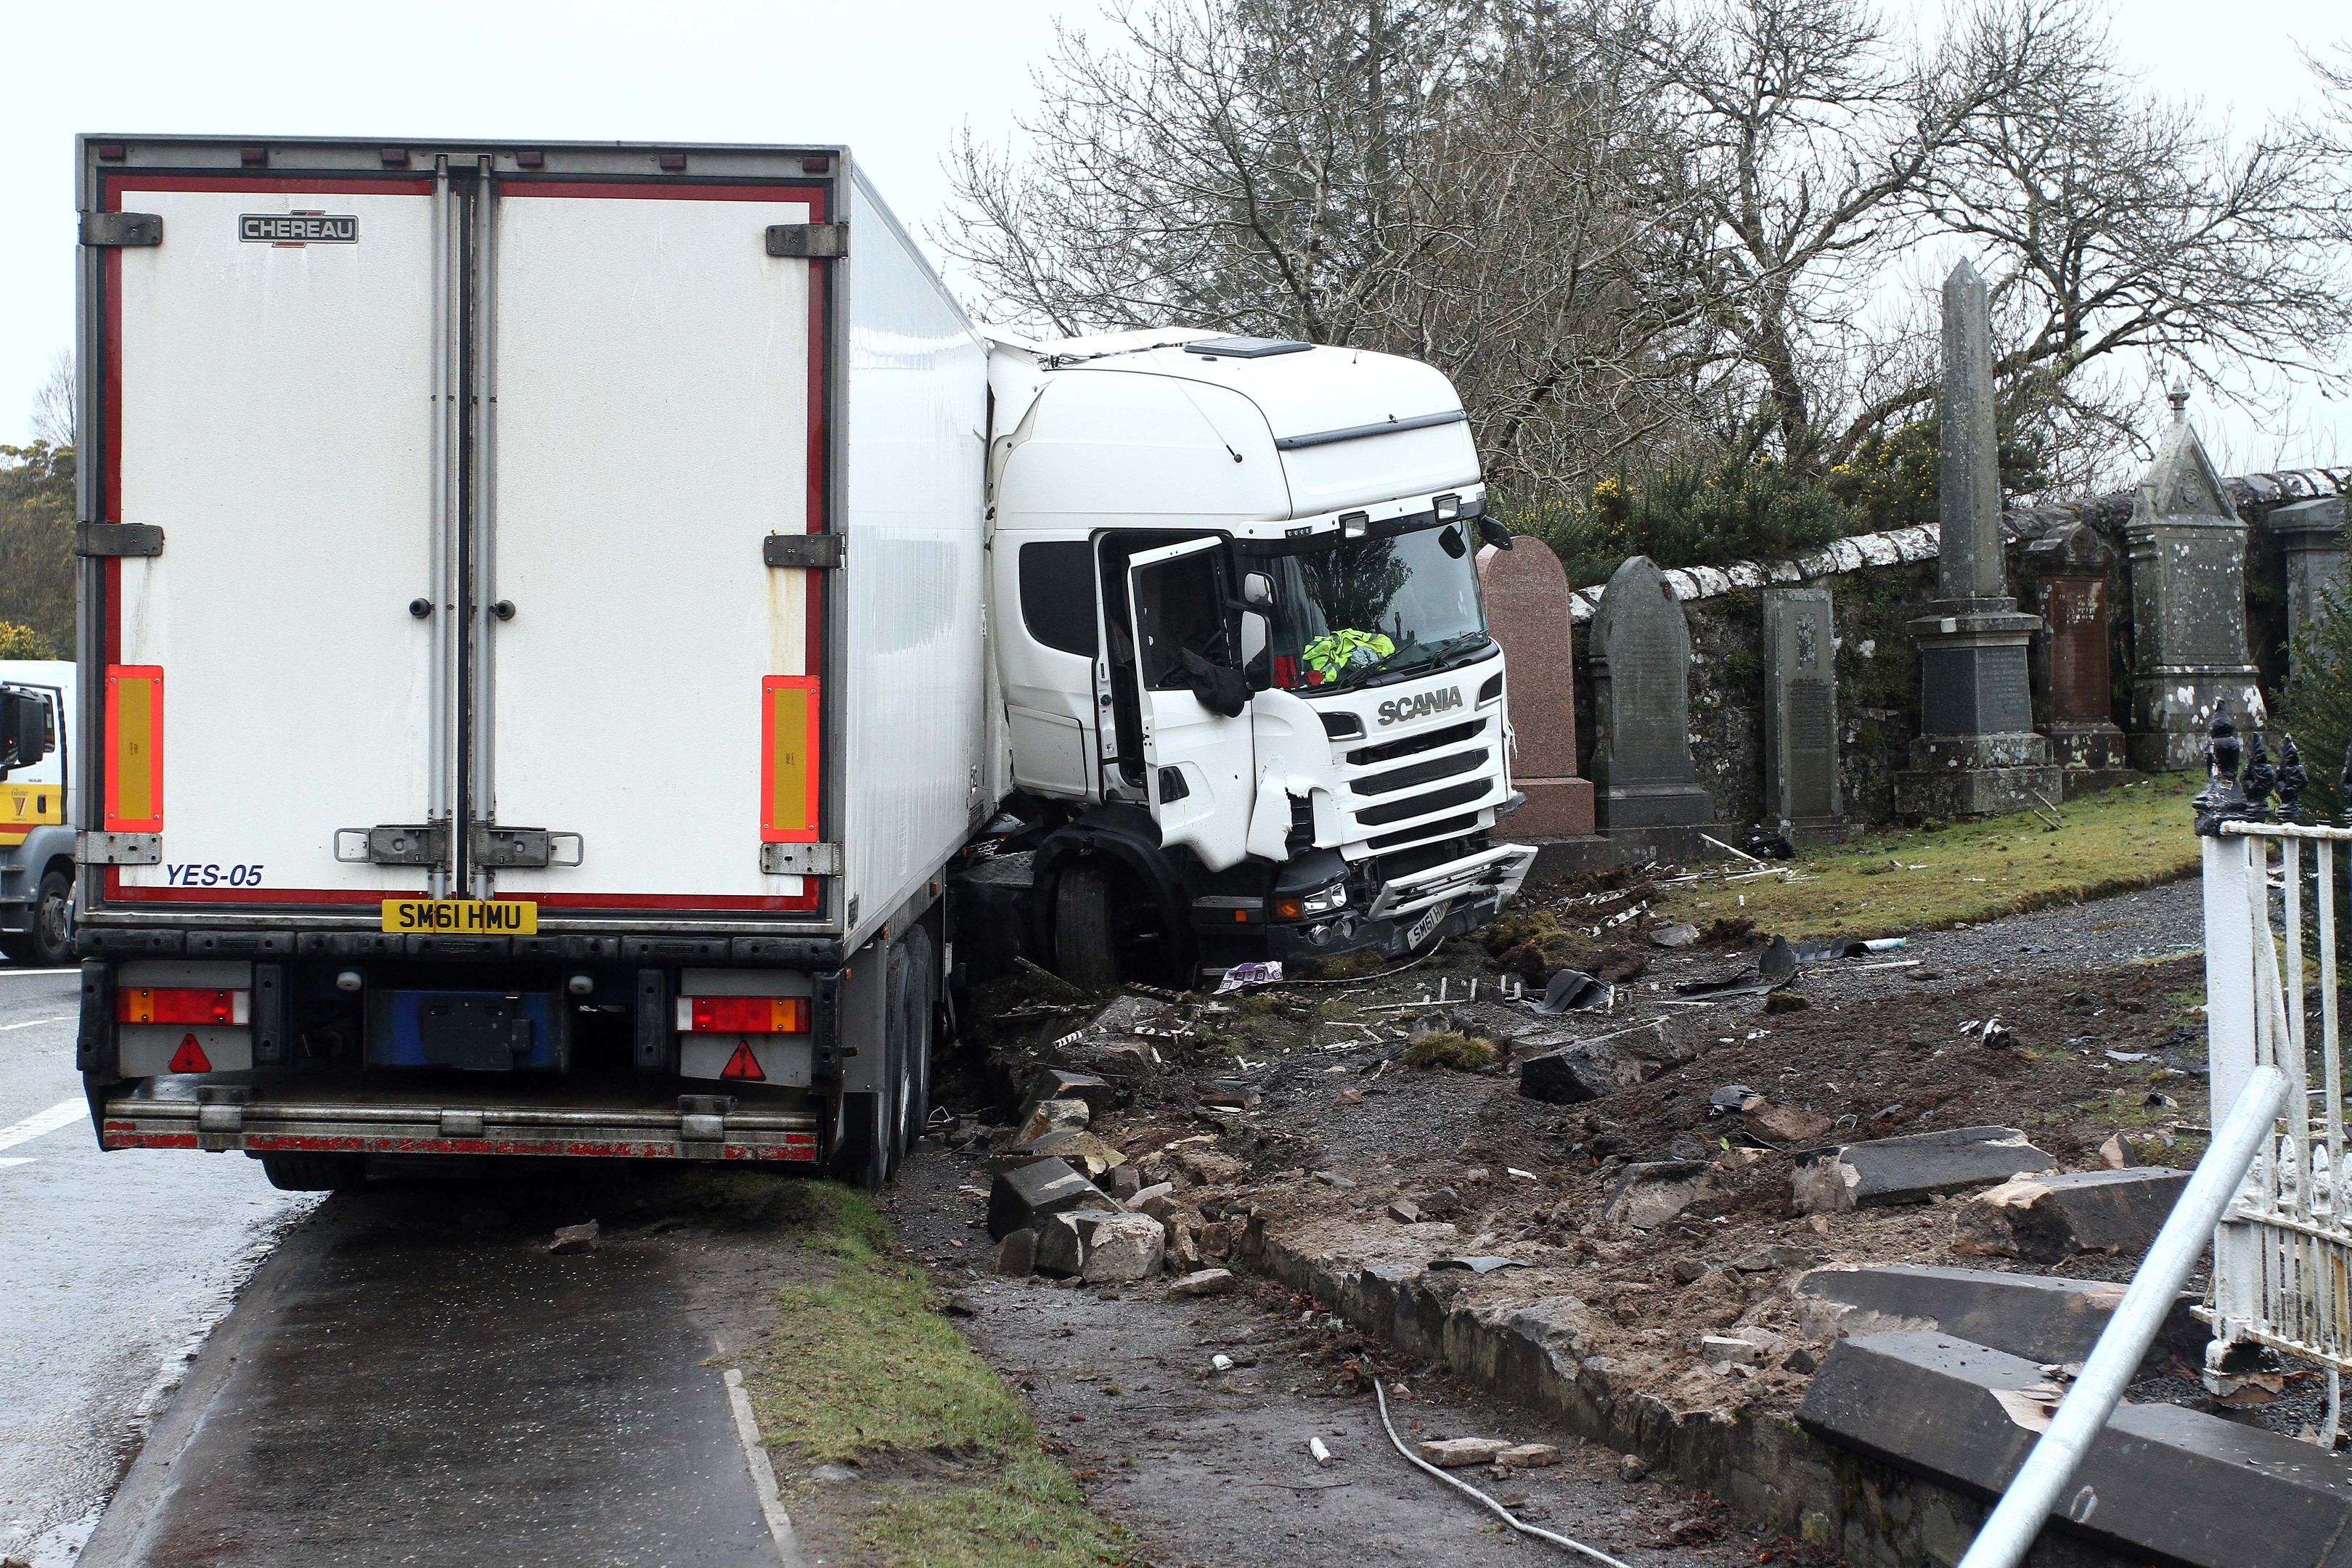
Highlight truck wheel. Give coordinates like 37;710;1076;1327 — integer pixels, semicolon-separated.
260;1152;364;1191
28;867;73;968
1053;862;1121;992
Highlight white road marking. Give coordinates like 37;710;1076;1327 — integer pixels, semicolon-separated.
0;1098;86;1153
1;1015;74;1031
723;1367;807;1568
0;968;78;978
0;1156;33;1169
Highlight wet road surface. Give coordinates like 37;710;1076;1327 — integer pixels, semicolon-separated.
75;1178;787;1568
0;958;317;1567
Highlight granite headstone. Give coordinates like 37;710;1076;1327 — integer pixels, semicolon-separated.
1477;539;1596;838
1762;587;1848;840
1588;555;1715;832
2024;522;2127;772
1893;259;2060;819
2122;384;2264;771
2271;495;2348;677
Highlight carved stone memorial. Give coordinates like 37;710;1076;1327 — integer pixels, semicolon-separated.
1762;587;1849;841
1476;539;1596;838
2023;522;2127;773
2123;385;2264;772
2271;495;2348;677
1893;260;2062;819
1588;555;1715;833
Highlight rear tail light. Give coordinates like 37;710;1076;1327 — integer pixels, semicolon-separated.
677;996;809;1034
118;987;249;1026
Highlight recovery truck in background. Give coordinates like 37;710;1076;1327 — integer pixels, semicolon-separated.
0;661;74;967
70;134;1535;1191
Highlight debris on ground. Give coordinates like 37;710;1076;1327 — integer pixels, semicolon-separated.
548;1220;599;1254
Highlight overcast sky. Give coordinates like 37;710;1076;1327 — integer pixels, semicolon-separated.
2;0;2344;474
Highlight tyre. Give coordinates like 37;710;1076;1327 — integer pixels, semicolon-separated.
27;867;73;968
1053;861;1121;992
259;1152;364;1191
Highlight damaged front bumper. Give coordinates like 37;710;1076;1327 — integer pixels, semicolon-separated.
1266;842;1538;962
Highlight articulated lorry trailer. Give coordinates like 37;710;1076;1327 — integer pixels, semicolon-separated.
67;134;1536;1190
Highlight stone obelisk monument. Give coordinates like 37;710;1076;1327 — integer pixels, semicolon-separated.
1893;260;2061;819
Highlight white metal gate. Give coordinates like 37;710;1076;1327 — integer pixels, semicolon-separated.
2197;720;2352;1389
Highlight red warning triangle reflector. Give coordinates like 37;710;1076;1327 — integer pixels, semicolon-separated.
168;1034;213;1073
721;1040;764;1081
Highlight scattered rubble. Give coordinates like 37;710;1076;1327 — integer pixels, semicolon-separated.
548;1220;599;1254
987;1157;1116;1241
1416;1437;1511;1468
1600;1161;1712;1229
1167;1267;1236;1298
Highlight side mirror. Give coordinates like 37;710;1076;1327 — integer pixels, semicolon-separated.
0;687;54;778
1241;571;1275;610
1477;517;1514;552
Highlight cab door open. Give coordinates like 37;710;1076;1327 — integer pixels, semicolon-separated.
1124;538;1254;871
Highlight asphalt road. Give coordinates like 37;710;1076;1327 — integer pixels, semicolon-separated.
0;957;319;1567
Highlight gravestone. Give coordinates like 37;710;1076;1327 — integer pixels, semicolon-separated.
2123;384;2264;771
2023;522;2127;774
1476;540;1595;838
1893;260;2061;819
2271;495;2348;677
1587;555;1715;837
1761;587;1850;842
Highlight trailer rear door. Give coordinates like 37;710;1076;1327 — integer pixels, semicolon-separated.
96;171;446;908
479;180;828;913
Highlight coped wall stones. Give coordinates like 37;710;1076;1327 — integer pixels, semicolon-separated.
1477;539;1596;839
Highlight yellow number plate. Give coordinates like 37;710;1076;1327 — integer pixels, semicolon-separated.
381;899;539;935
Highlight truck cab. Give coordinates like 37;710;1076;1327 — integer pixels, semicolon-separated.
0;661;73;967
984;331;1536;985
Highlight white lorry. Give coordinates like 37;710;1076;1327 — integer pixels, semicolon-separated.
0;660;74;965
70;134;1535;1189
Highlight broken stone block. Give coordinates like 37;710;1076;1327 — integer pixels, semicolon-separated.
1791;1125;2054;1214
1124;1181;1175;1212
1599;1161;1712;1229
1105;1165;1142;1201
1196;1220;1235;1260
1417;1186;1463;1220
1700;1336;1761;1365
1516;1020;1693;1105
1024;1068;1116;1123
995;1229;1037;1277
1387;1198;1423;1225
1161;1213;1203;1275
549;1220;599;1254
1416;1437;1511;1468
1742;1100;1835;1147
987;1157;1119;1241
1034;1211;1103;1278
1080;1212;1167;1283
1954;1167;2191;1263
1017;1096;1092;1144
1168;1267;1236;1298
1006;1129;1127;1180
1797;1263;2202;1375
1497;1443;1559;1468
2097;1132;2131;1169
1800;1331;2352;1568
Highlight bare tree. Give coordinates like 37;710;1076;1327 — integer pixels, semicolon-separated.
943;0;1738;492
30;351;74;449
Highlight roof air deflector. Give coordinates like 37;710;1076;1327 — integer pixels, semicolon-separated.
1183;336;1312;359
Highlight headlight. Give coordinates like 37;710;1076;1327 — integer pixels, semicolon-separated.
1273;881;1348;920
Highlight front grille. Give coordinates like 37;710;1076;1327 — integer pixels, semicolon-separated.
1368;812;1482;851
1356;778;1491;827
1346;718;1486;767
1350;747;1488;796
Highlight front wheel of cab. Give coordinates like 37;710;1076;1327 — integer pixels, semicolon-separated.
258;1152;365;1191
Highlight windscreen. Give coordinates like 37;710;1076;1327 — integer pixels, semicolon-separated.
1251;520;1489;692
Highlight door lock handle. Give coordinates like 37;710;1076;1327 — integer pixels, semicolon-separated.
491;600;515;621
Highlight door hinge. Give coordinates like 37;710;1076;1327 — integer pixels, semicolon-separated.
764;532;844;568
761;842;843;876
335;823;449;867
76;522;165;558
471;825;585;869
81;211;163;248
764;222;846;258
78;830;160;866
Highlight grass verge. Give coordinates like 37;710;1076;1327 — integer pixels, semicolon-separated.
1650;772;2202;939
730;1175;1130;1567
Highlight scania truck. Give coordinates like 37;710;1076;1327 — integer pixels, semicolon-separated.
67;134;1536;1190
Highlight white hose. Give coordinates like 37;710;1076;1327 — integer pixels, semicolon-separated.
1372;1379;1636;1568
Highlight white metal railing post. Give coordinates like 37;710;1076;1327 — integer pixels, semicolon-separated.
1953;1065;2293;1568
2204;823;2263;1348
